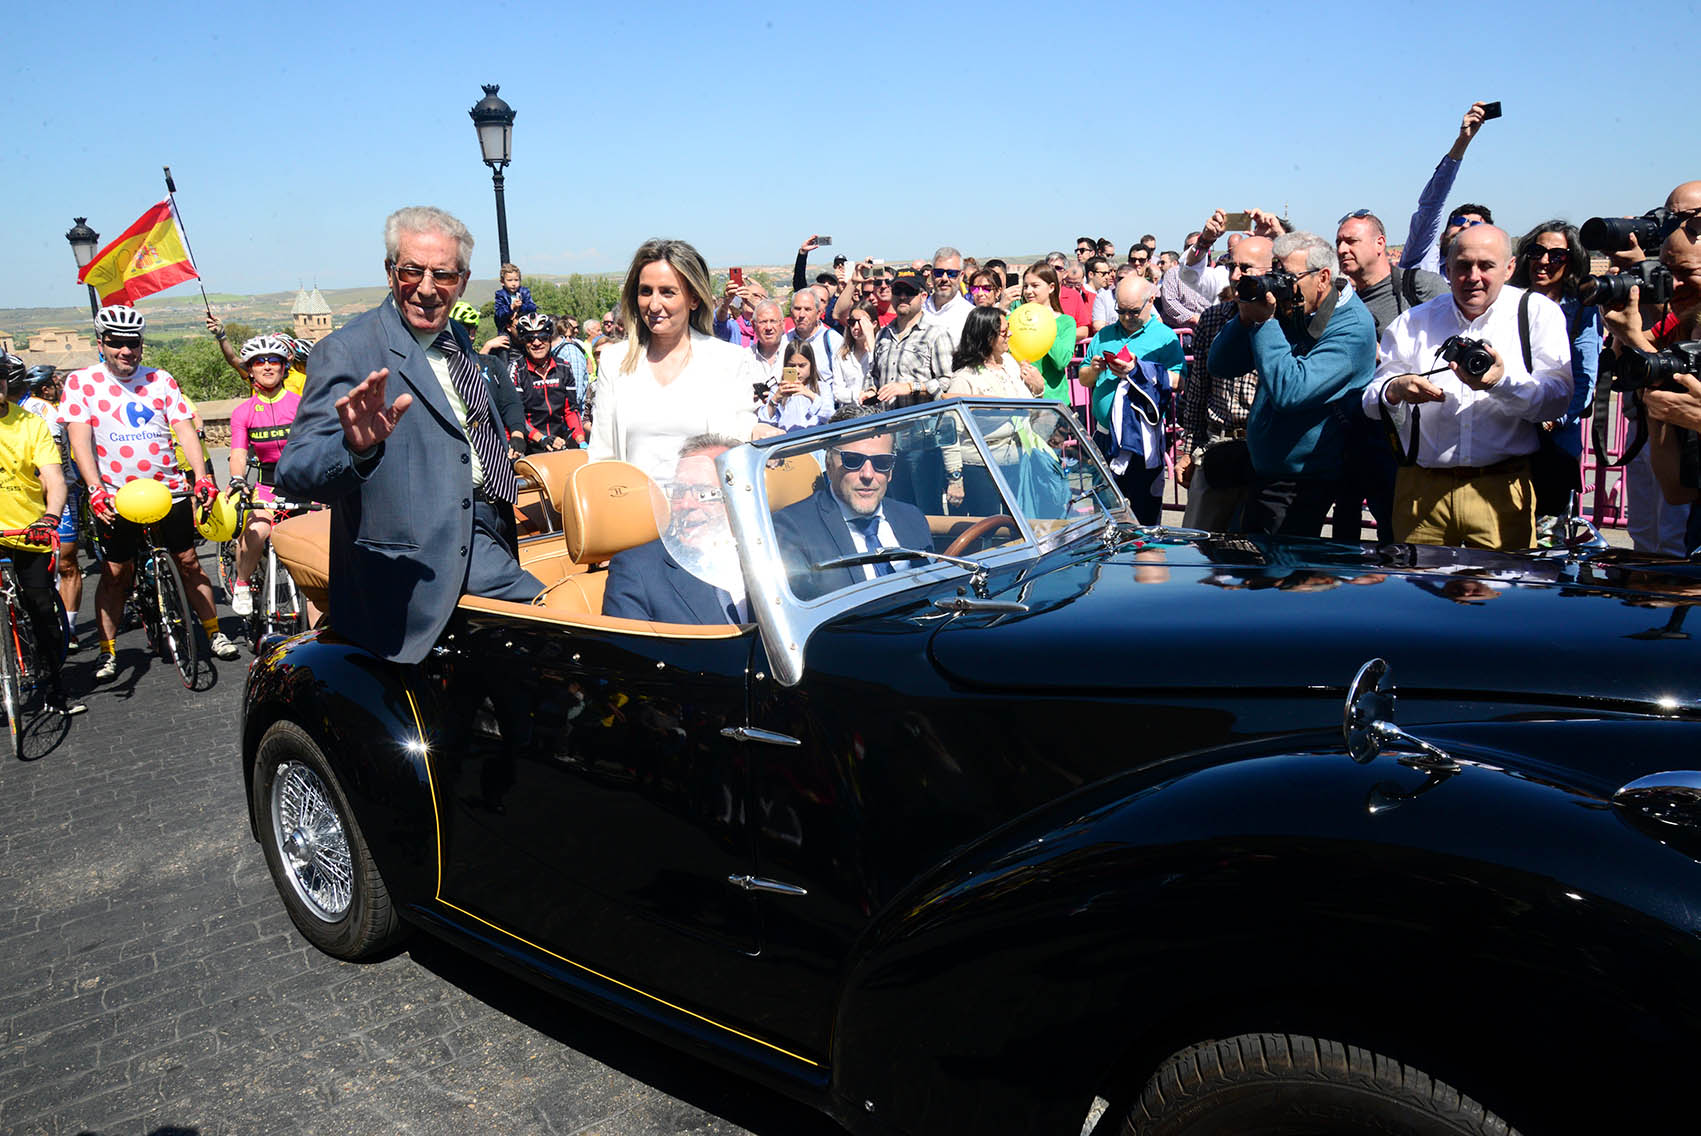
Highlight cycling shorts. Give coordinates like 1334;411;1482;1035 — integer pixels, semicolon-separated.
57;489;81;543
97;496;196;563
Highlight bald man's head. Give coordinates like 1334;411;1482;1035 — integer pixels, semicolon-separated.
1666;181;1701;215
1448;225;1514;319
1114;275;1157;328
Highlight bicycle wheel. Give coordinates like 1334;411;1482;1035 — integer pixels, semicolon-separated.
246;552;269;652
153;549;198;688
217;537;241;600
0;568;23;761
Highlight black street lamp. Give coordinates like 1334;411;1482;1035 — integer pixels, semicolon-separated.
468;84;515;268
65;217;102;320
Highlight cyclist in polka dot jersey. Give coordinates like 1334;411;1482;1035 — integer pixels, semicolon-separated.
61;305;240;678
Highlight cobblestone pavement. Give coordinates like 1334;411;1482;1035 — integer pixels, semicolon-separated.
0;550;845;1136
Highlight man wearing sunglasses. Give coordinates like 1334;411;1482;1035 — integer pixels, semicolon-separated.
922;247;974;350
603;434;748;624
507;311;584;453
278;205;543;666
772;413;933;601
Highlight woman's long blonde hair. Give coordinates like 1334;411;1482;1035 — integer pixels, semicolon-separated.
616;238;716;374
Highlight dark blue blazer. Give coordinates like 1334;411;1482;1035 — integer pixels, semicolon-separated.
772;487;934;601
603;538;738;624
277;299;483;664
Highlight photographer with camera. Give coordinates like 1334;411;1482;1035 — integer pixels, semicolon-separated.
1595;181;1701;554
1365;225;1573;550
1203;231;1377;537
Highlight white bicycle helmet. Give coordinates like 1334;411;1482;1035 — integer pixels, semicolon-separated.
240;334;295;365
94;305;146;336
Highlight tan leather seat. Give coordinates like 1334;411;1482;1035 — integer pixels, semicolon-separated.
513;450;589;535
527;460;667;616
764;454;822;511
270;509;331;612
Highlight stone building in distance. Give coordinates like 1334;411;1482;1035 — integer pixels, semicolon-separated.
292;287;333;342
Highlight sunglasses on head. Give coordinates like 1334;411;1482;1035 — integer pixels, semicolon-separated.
833;450;896;474
1338;208;1374;224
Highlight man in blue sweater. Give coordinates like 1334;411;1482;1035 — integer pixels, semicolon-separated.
1205;231;1378;537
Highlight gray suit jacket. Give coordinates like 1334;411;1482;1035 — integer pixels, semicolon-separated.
277;299;481;664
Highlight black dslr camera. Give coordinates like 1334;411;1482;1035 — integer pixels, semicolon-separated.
1580;208;1677;254
1580;259;1675;308
1613;341;1701;394
1235;267;1298;304
1438;335;1496;378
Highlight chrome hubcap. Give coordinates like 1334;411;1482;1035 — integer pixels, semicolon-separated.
270;760;352;921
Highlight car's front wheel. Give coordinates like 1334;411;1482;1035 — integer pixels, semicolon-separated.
1125;1033;1519;1136
253;721;407;959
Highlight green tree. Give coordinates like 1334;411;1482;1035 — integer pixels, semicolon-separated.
144;337;248;402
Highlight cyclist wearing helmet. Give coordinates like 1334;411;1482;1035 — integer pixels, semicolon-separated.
0;354;85;715
451;301;525;458
205;314;311;397
62;305;239;680
18;366;84;648
225;335;302;616
507;310;585;452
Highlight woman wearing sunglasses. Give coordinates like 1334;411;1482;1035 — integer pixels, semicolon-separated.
1511;221;1600;517
225;335;303;617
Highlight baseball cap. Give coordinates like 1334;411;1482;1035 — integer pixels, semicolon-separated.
889;267;925;294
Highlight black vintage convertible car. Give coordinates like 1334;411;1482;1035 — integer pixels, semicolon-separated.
244;400;1701;1136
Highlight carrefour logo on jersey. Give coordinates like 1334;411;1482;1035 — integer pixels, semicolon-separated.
124;403;157;428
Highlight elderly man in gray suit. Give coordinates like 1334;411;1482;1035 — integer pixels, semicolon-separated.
278;206;542;664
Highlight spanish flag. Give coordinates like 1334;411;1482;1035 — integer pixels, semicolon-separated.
78;199;199;306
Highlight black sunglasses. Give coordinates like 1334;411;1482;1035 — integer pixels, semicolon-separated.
1525;247;1569;263
1338;208;1374;224
833;450;897;474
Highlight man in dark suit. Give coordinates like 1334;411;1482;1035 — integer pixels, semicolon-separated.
603;434;748;624
773;425;934;600
278;206;542;664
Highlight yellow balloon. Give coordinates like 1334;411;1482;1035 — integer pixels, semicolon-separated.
196;492;239;542
115;479;173;525
1007;302;1057;363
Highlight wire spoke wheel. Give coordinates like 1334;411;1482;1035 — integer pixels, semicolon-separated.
252;722;404;959
270;759;354;921
153;549;198;689
217;537;240;600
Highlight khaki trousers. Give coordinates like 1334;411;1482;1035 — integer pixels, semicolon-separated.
1392;458;1535;550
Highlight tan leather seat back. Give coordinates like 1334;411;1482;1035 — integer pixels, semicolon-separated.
270;509;332;611
564;460;667;565
764;454;822;511
515;450;589;530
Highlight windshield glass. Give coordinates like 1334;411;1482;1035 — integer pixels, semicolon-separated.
752;401;1117;603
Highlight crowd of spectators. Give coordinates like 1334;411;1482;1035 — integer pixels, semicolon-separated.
468;100;1701;555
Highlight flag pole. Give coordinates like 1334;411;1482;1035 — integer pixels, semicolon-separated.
162;166;213;316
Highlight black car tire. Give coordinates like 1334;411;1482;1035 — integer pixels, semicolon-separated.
1125;1032;1520;1136
252;721;407;959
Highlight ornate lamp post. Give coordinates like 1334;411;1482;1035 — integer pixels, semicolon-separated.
65;217;102;320
468;84;516;268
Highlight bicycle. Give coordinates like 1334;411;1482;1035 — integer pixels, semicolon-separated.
219;483;318;653
0;530;73;758
121;495;198;689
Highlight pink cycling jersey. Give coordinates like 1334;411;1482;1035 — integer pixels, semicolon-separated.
230;390;300;477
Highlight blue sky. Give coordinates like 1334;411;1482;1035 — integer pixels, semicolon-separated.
5;0;1689;312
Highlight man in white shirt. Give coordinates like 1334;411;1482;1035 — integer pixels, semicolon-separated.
782;288;845;400
921;246;974;350
747;300;787;387
1362;224;1573;550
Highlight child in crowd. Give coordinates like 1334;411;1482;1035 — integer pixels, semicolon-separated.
757;342;833;433
493;263;537;334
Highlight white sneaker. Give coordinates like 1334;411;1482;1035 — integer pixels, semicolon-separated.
94;653;118;681
230;583;253;616
210;632;240;661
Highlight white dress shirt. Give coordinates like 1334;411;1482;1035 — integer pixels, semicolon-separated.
922;291;975;350
836;498;899;581
1362;285;1573;469
586;330;760;482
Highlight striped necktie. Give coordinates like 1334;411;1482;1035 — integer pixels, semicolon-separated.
432;330;517;506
